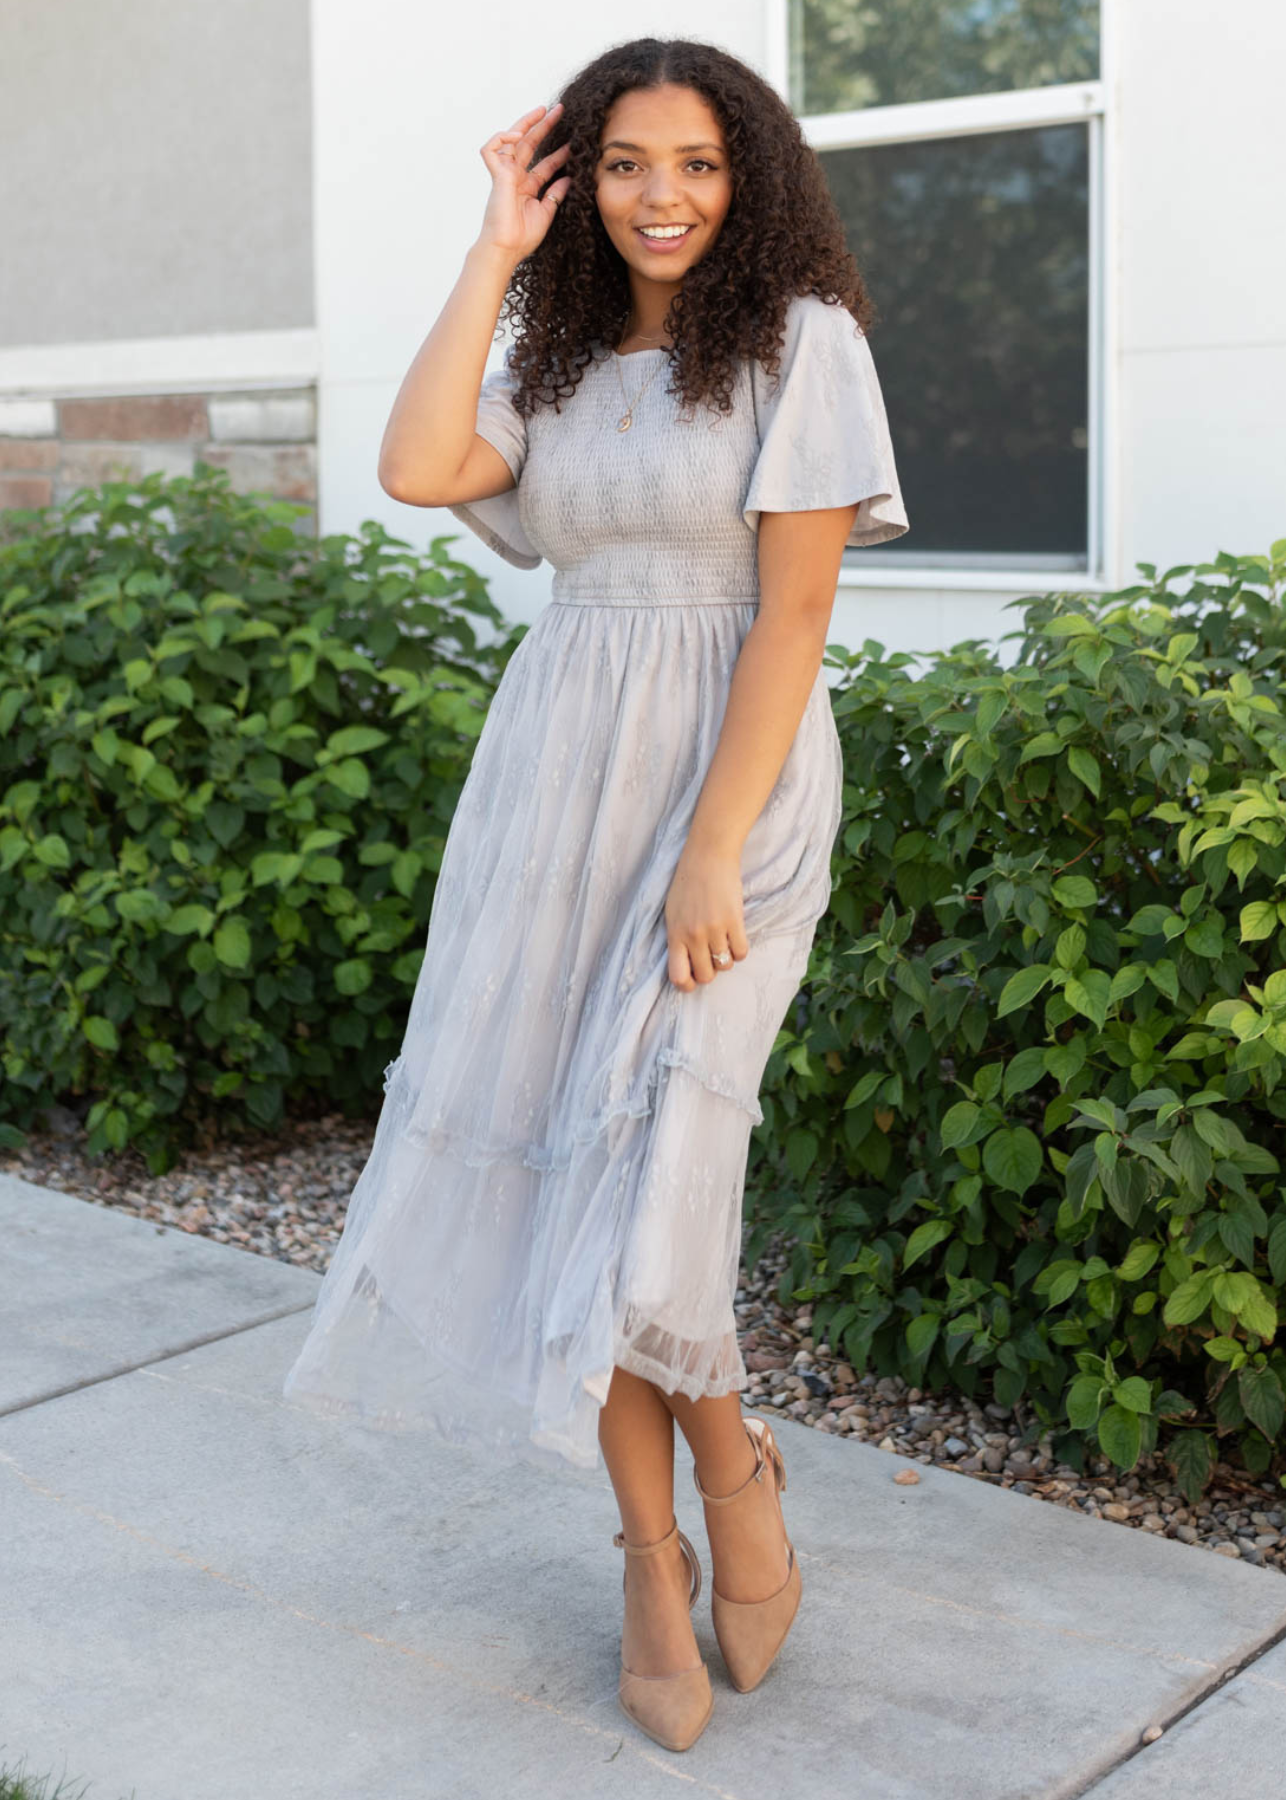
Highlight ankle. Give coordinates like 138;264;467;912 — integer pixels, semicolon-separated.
695;1435;758;1504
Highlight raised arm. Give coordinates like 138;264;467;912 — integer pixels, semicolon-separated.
377;101;571;508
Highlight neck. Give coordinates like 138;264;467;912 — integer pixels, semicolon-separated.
623;275;680;345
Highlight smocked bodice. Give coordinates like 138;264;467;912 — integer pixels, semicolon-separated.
447;292;909;605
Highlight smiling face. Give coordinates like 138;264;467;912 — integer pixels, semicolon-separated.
594;82;732;302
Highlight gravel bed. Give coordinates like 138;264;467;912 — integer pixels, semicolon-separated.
6;1107;1284;1577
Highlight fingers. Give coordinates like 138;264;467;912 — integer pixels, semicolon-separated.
666;932;748;990
485;100;563;163
528;139;571;185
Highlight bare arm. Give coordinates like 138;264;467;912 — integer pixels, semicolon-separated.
378;102;571;508
663;502;857;989
687;503;856;856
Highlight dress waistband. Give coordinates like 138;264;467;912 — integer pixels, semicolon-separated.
549;594;760;609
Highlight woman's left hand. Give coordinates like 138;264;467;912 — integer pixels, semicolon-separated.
663;843;750;990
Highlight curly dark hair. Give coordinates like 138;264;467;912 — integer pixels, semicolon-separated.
498;36;876;424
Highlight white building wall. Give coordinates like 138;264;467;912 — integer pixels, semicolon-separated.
1;0;313;347
3;3;1278;653
1115;0;1286;579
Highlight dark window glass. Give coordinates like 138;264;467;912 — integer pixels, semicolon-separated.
791;0;1100;114
824;123;1090;566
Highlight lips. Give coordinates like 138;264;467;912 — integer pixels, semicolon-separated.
634;224;695;239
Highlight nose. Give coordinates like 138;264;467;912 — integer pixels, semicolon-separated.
639;168;685;206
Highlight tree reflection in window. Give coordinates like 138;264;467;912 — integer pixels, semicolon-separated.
790;0;1100;114
826;123;1090;565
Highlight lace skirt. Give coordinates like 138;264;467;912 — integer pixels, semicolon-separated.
280;596;843;1473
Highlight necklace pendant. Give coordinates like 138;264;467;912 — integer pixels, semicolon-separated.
617;413;633;432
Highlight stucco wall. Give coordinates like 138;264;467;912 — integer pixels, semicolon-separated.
1;0;313;348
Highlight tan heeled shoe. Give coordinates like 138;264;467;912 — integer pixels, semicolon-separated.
693;1416;802;1692
613;1517;714;1752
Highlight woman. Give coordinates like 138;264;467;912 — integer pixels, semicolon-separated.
282;36;906;1754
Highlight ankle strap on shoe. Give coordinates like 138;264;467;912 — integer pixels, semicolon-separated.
613;1518;702;1608
692;1427;767;1506
613;1517;681;1557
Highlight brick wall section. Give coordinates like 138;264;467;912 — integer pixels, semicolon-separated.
0;387;318;530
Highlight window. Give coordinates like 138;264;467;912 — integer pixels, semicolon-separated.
779;0;1105;577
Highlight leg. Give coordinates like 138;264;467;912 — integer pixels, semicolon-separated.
598;1366;702;1677
660;1390;792;1603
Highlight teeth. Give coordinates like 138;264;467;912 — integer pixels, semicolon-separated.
639;224;692;238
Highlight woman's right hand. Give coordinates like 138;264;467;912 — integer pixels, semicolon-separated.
475;102;572;263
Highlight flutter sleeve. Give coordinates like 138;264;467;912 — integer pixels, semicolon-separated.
446;350;543;571
743;294;909;550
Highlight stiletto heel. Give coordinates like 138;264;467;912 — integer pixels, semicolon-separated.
693;1416;802;1692
613;1517;714;1752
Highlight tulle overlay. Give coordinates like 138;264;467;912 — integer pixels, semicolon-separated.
281;293;907;1472
281;597;843;1471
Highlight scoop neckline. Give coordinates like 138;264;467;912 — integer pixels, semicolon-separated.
610;344;671;358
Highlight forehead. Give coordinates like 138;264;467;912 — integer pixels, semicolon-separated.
599;83;725;153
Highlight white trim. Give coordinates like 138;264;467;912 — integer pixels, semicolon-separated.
1087;109;1104;581
777;7;1109;591
836;566;1113;595
801;81;1105;151
762;0;790;96
1099;0;1123;588
0;328;320;400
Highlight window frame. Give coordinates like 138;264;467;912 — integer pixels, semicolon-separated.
765;0;1118;591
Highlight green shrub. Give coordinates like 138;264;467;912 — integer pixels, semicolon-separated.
750;544;1286;1501
0;465;522;1172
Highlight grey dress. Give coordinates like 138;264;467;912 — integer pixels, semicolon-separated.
281;292;908;1473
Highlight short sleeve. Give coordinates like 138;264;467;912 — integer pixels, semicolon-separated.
743;294;909;550
446;350;543;571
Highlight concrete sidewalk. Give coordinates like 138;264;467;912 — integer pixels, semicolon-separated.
4;1169;1286;1800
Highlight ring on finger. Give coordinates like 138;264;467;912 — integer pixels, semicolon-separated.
712;946;732;969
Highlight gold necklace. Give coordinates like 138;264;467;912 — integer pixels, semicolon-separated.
613;339;670;432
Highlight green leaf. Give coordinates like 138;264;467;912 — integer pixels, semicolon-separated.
906;1312;940;1359
997;965;1052;1017
903;1219;953;1270
334;957;372;996
1064;969;1111;1029
1109;964;1147;1004
1168;1429;1214;1504
1235;1279;1278;1341
1117;1240;1160;1282
1238;1365;1285;1439
213;917;251;969
1066;746;1101;796
982;1126;1043;1196
164;904;215;937
1143;961;1178;1006
785;1129;817;1181
1112;1375;1153;1414
1185;917;1224;959
1267;1215;1286;1287
1044;1040;1086;1087
82;1015;119;1051
1019;732;1063;762
1241;900;1279;941
940;1101;981;1150
1218;1208;1257;1270
1002;1046;1047;1099
1128;905;1174;936
205;802;246;848
1163;1273;1212;1327
1052;875;1098;909
32;833;71;869
845;1070;884;1110
325;725;391;758
1066;1374;1105;1429
1097;1402;1142;1470
325;757;371;800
